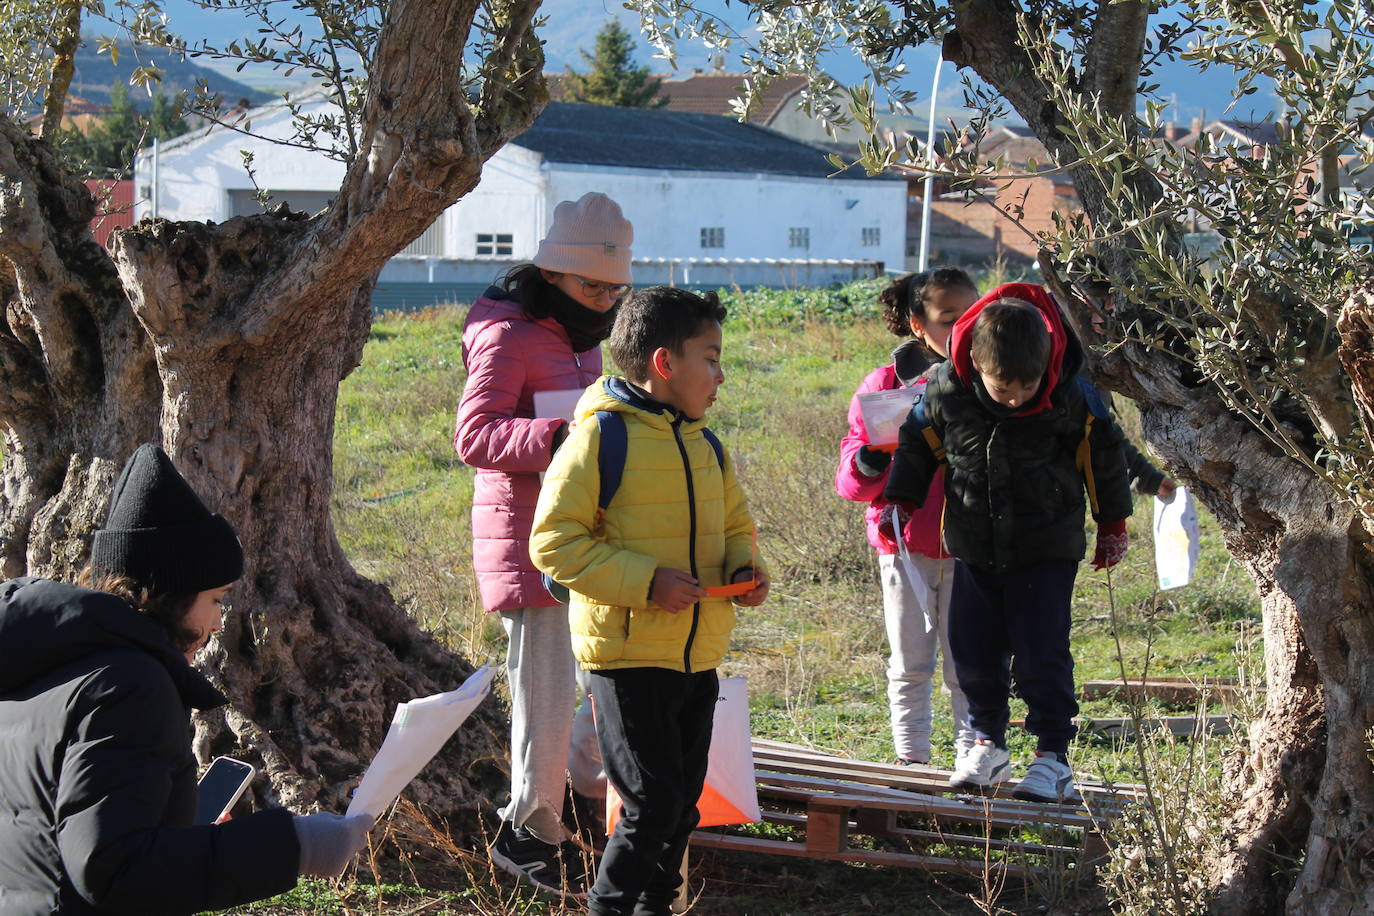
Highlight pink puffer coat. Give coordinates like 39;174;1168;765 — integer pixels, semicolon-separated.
455;290;602;611
835;364;946;558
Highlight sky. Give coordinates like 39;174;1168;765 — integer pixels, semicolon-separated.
146;0;1276;127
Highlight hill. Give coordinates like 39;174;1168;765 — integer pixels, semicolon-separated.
68;39;275;110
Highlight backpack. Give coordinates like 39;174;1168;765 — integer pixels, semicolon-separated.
908;376;1111;514
541;410;725;604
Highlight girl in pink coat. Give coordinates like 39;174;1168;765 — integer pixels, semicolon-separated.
835;268;979;767
454;192;632;899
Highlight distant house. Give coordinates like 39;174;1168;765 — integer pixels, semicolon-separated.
84;179;135;248
905;125;1081;268
134;96;903;305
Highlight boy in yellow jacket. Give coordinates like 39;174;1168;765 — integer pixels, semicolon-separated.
531;285;768;916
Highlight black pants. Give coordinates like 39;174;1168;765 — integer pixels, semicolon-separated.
947;559;1079;754
586;666;718;916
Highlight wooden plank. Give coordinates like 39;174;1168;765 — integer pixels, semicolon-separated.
752;738;1144;804
761;808;1079;858
689;830;1038;878
754;757;1131;820
1080;677;1241;705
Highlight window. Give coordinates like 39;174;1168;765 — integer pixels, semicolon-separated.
861;227;881;247
700;226;725;249
788;227;810;249
476;233;513;256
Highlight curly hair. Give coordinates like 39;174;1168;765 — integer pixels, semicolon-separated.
878;267;977;338
77;565;202;654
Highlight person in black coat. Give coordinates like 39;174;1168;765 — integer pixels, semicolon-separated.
884;284;1134;805
0;444;372;916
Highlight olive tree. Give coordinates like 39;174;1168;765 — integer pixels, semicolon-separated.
630;1;1374;912
0;0;548;820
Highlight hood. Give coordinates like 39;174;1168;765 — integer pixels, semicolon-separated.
0;577;225;709
577;376;710;431
892;339;938;386
948;282;1082;415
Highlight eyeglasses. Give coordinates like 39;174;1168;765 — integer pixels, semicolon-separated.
570;274;629;300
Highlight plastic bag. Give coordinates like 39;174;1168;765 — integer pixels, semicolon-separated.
1153;486;1200;590
606;676;760;832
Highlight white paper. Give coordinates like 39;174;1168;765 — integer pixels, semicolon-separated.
1153;486;1200;590
346;665;496;818
533;387;586;423
888;505;935;633
858;388;921;450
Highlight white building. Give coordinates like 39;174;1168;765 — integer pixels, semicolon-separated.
135;96;905;303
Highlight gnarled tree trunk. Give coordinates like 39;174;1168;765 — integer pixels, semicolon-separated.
946;1;1374;910
0;0;549;825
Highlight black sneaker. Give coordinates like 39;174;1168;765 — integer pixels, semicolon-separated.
489;821;588;900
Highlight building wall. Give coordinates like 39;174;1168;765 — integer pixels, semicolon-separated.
133;98;346;223
136;98;905;273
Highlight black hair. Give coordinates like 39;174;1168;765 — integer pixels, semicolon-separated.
970;299;1051;383
498;263;556;316
77;565;202;654
609;286;727;383
878;268;977;338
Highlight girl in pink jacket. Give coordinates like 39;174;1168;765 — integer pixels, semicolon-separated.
454;192;632;899
836;268;979;767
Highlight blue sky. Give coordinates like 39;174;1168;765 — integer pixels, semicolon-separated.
151;0;1274;126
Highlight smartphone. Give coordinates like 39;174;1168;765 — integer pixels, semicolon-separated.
195;756;255;825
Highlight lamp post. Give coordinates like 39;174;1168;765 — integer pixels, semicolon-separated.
917;58;942;273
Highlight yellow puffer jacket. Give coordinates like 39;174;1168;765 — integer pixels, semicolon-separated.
530;376;761;672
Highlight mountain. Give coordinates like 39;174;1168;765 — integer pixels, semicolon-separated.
67;40;276;110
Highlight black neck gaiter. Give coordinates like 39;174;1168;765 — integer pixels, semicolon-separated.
526;281;619;353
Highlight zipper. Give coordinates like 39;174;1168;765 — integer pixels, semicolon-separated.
672;416;701;674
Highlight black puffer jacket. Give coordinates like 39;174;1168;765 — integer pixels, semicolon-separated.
884;283;1133;574
0;578;299;916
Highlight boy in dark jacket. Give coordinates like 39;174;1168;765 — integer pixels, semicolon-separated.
884;283;1133;803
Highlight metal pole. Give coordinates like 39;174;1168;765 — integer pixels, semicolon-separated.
917;59;942;273
150;137;160;219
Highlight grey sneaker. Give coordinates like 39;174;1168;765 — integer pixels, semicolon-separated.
489;821;588;900
949;739;1011;792
1012;752;1079;803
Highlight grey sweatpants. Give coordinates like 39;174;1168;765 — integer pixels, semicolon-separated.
498;606;604;844
878;552;975;762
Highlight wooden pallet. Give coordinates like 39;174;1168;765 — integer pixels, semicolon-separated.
1014;713;1235;738
1080;676;1241;705
689;739;1140;876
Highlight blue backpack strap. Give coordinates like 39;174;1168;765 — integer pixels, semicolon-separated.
701;426;725;472
910;391;946;462
1074;377;1109;514
543;410;627;604
594;410;628;511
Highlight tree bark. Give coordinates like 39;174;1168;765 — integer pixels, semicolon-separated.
0;0;548;826
946;1;1374;911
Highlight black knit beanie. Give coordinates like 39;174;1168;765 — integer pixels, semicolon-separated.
89;444;244;595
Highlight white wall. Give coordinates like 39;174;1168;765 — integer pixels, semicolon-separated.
543;166;903;266
134;96;347;223
136;98;905;272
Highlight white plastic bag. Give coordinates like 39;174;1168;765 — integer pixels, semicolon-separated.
887;504;935;633
1153;486;1200;590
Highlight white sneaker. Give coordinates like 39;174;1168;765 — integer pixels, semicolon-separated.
1012;752;1078;803
949;739;1011;792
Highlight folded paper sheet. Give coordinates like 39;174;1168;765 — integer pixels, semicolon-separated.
347;665;496;818
858;387;921;451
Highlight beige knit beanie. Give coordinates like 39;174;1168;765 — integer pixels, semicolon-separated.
533;192;634;285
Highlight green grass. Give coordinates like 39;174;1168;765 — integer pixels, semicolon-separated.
241;283;1262;914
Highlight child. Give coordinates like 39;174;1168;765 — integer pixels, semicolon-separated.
835;269;979;767
454;192;627;896
884;283;1133;803
530;286;768;916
